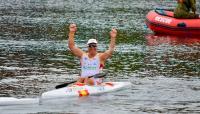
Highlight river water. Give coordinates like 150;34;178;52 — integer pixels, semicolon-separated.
0;0;200;114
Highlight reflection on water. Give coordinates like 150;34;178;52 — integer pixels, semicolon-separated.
145;34;200;77
0;0;200;113
146;34;200;46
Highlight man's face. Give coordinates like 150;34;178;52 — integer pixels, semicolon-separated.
88;43;97;53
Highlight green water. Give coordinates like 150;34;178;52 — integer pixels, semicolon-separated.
0;0;200;113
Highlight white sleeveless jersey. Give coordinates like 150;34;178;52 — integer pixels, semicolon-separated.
80;53;100;77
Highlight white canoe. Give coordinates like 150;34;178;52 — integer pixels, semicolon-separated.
0;82;131;105
41;82;131;100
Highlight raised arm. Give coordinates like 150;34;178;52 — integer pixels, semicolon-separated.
68;24;84;58
100;28;117;61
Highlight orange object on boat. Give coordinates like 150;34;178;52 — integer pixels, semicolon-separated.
145;9;200;36
78;90;89;97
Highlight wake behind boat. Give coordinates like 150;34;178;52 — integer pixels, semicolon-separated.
0;97;39;106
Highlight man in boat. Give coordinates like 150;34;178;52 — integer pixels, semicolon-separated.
68;23;117;85
174;0;199;19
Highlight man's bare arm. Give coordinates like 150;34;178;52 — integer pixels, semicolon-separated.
100;28;117;61
68;24;84;58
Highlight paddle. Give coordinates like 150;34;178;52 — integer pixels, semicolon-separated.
55;73;107;89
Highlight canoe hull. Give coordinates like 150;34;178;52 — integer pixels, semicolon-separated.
41;82;131;100
0;82;131;105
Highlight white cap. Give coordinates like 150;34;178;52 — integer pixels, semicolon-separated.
87;39;98;45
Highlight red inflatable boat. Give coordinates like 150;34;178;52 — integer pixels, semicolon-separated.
145;9;200;36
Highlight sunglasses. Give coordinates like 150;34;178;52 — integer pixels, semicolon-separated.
88;44;97;48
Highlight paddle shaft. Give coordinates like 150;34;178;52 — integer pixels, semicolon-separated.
55;73;106;89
